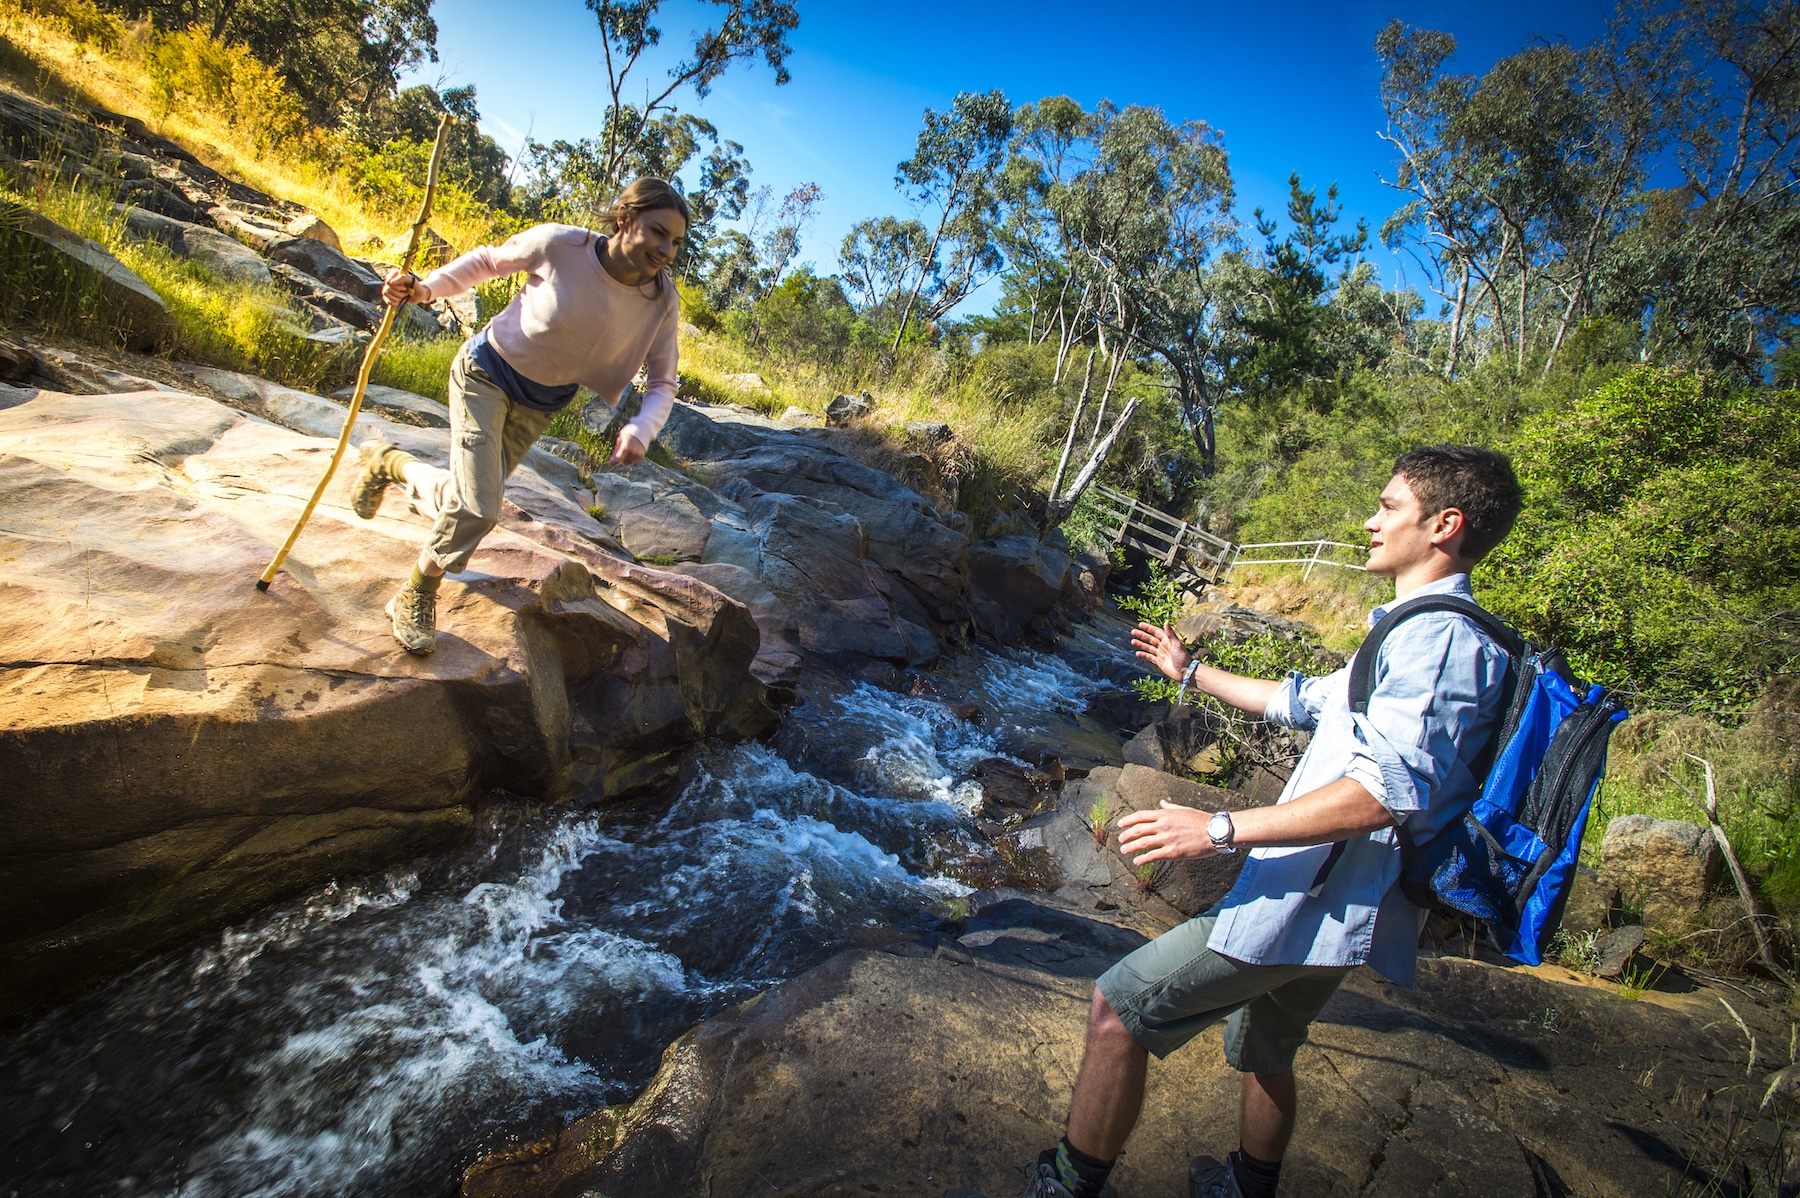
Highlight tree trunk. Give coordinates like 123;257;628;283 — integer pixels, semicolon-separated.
209;0;239;39
1446;265;1469;380
1047;351;1095;506
1044;398;1142;531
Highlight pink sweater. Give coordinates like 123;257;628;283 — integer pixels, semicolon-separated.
419;223;679;447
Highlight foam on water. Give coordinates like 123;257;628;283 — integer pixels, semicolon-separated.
0;642;1125;1198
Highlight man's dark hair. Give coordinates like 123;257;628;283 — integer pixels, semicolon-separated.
1392;445;1523;562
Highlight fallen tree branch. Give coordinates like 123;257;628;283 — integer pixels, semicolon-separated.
1661;756;1795;988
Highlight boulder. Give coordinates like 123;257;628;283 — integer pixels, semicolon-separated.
0;384;778;1018
327;383;450;429
985;508;1039;539
118;205;271;285
1600;815;1721;928
207;203;290;251
1178;604;1324;647
1593;924;1649;979
0;339;35;381
778;404;823;427
700;441;971;625
902;419;953;440
386;226;453;269
718;371;769;393
590;473;714;563
967;534;1071;643
0;200;172;352
1559;864;1618;935
825;391;873;424
267;236;384;302
284;213;341;251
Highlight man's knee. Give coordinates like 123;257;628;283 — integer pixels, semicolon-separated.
1087;988;1136;1048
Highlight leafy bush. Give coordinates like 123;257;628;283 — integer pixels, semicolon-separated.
1484;368;1800;711
140;28;310;157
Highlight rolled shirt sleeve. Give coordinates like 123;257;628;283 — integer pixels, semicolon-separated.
1263;669;1336;730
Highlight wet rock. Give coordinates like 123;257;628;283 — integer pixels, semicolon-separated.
267;236;384;302
1058;764;1259;918
1600;815;1721;928
285;213;340;251
967;535;1070;644
973;757;1057;817
0;200;172;351
1068;548;1111;613
0;339;36;381
118;205;271;285
825;391;872;424
0;384;778;1018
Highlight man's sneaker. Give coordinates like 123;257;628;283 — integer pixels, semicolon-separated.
1188;1155;1246;1198
942;1152;1076;1198
350;441;399;519
385;584;436;655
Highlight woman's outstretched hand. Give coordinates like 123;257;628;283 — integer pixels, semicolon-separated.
610;431;646;467
1131;620;1194;682
381;268;430;307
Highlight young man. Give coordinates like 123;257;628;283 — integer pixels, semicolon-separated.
947;445;1524;1198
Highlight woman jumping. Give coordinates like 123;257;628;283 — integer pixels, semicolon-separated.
351;178;688;654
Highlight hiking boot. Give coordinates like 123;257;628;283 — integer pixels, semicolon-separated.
350;441;399;519
1188;1155;1246;1198
942;1152;1075;1198
385;584;436;655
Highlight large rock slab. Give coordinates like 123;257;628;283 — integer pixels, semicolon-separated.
968;534;1072;643
118;205;272;285
267;235;384;302
1600;815;1721;928
461;890;1754;1198
0;200;172;351
0;385;778;1018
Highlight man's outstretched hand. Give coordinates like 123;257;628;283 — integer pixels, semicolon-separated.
1118;800;1215;864
1131;621;1195;682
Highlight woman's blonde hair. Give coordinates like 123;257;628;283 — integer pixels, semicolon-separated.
599;178;691;295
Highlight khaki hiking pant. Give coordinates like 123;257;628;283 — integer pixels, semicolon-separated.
406;339;557;574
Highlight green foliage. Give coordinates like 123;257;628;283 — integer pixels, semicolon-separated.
15;0;122;49
140;27;311;156
1118;560;1184;628
1484;368;1800;710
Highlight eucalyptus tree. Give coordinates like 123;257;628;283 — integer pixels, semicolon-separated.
584;0;799;195
838;215;932;317
1376;1;1797;379
886;89;1014;347
1054;103;1238;472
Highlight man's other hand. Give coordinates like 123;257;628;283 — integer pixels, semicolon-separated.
610;432;646;467
381;269;429;307
1118;800;1214;864
1131;621;1194;683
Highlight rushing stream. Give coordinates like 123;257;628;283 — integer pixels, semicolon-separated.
0;626;1140;1198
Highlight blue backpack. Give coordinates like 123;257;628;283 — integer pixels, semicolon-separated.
1322;595;1627;966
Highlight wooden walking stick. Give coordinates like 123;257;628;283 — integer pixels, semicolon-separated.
255;114;453;592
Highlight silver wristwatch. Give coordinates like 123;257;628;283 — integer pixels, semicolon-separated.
1207;810;1237;854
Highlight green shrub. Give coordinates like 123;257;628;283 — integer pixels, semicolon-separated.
1484;368;1800;711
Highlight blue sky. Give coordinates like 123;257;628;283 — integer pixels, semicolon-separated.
407;0;1613;313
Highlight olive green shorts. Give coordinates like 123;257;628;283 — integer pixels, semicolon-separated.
1096;914;1349;1072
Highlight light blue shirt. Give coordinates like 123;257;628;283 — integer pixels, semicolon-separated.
1206;573;1511;985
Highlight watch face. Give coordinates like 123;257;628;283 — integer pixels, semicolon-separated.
1208;812;1232;842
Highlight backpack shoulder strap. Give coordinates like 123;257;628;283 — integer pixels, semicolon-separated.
1348;594;1524;714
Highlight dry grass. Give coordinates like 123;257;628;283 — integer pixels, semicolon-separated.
0;3;502;254
1201;564;1389;651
